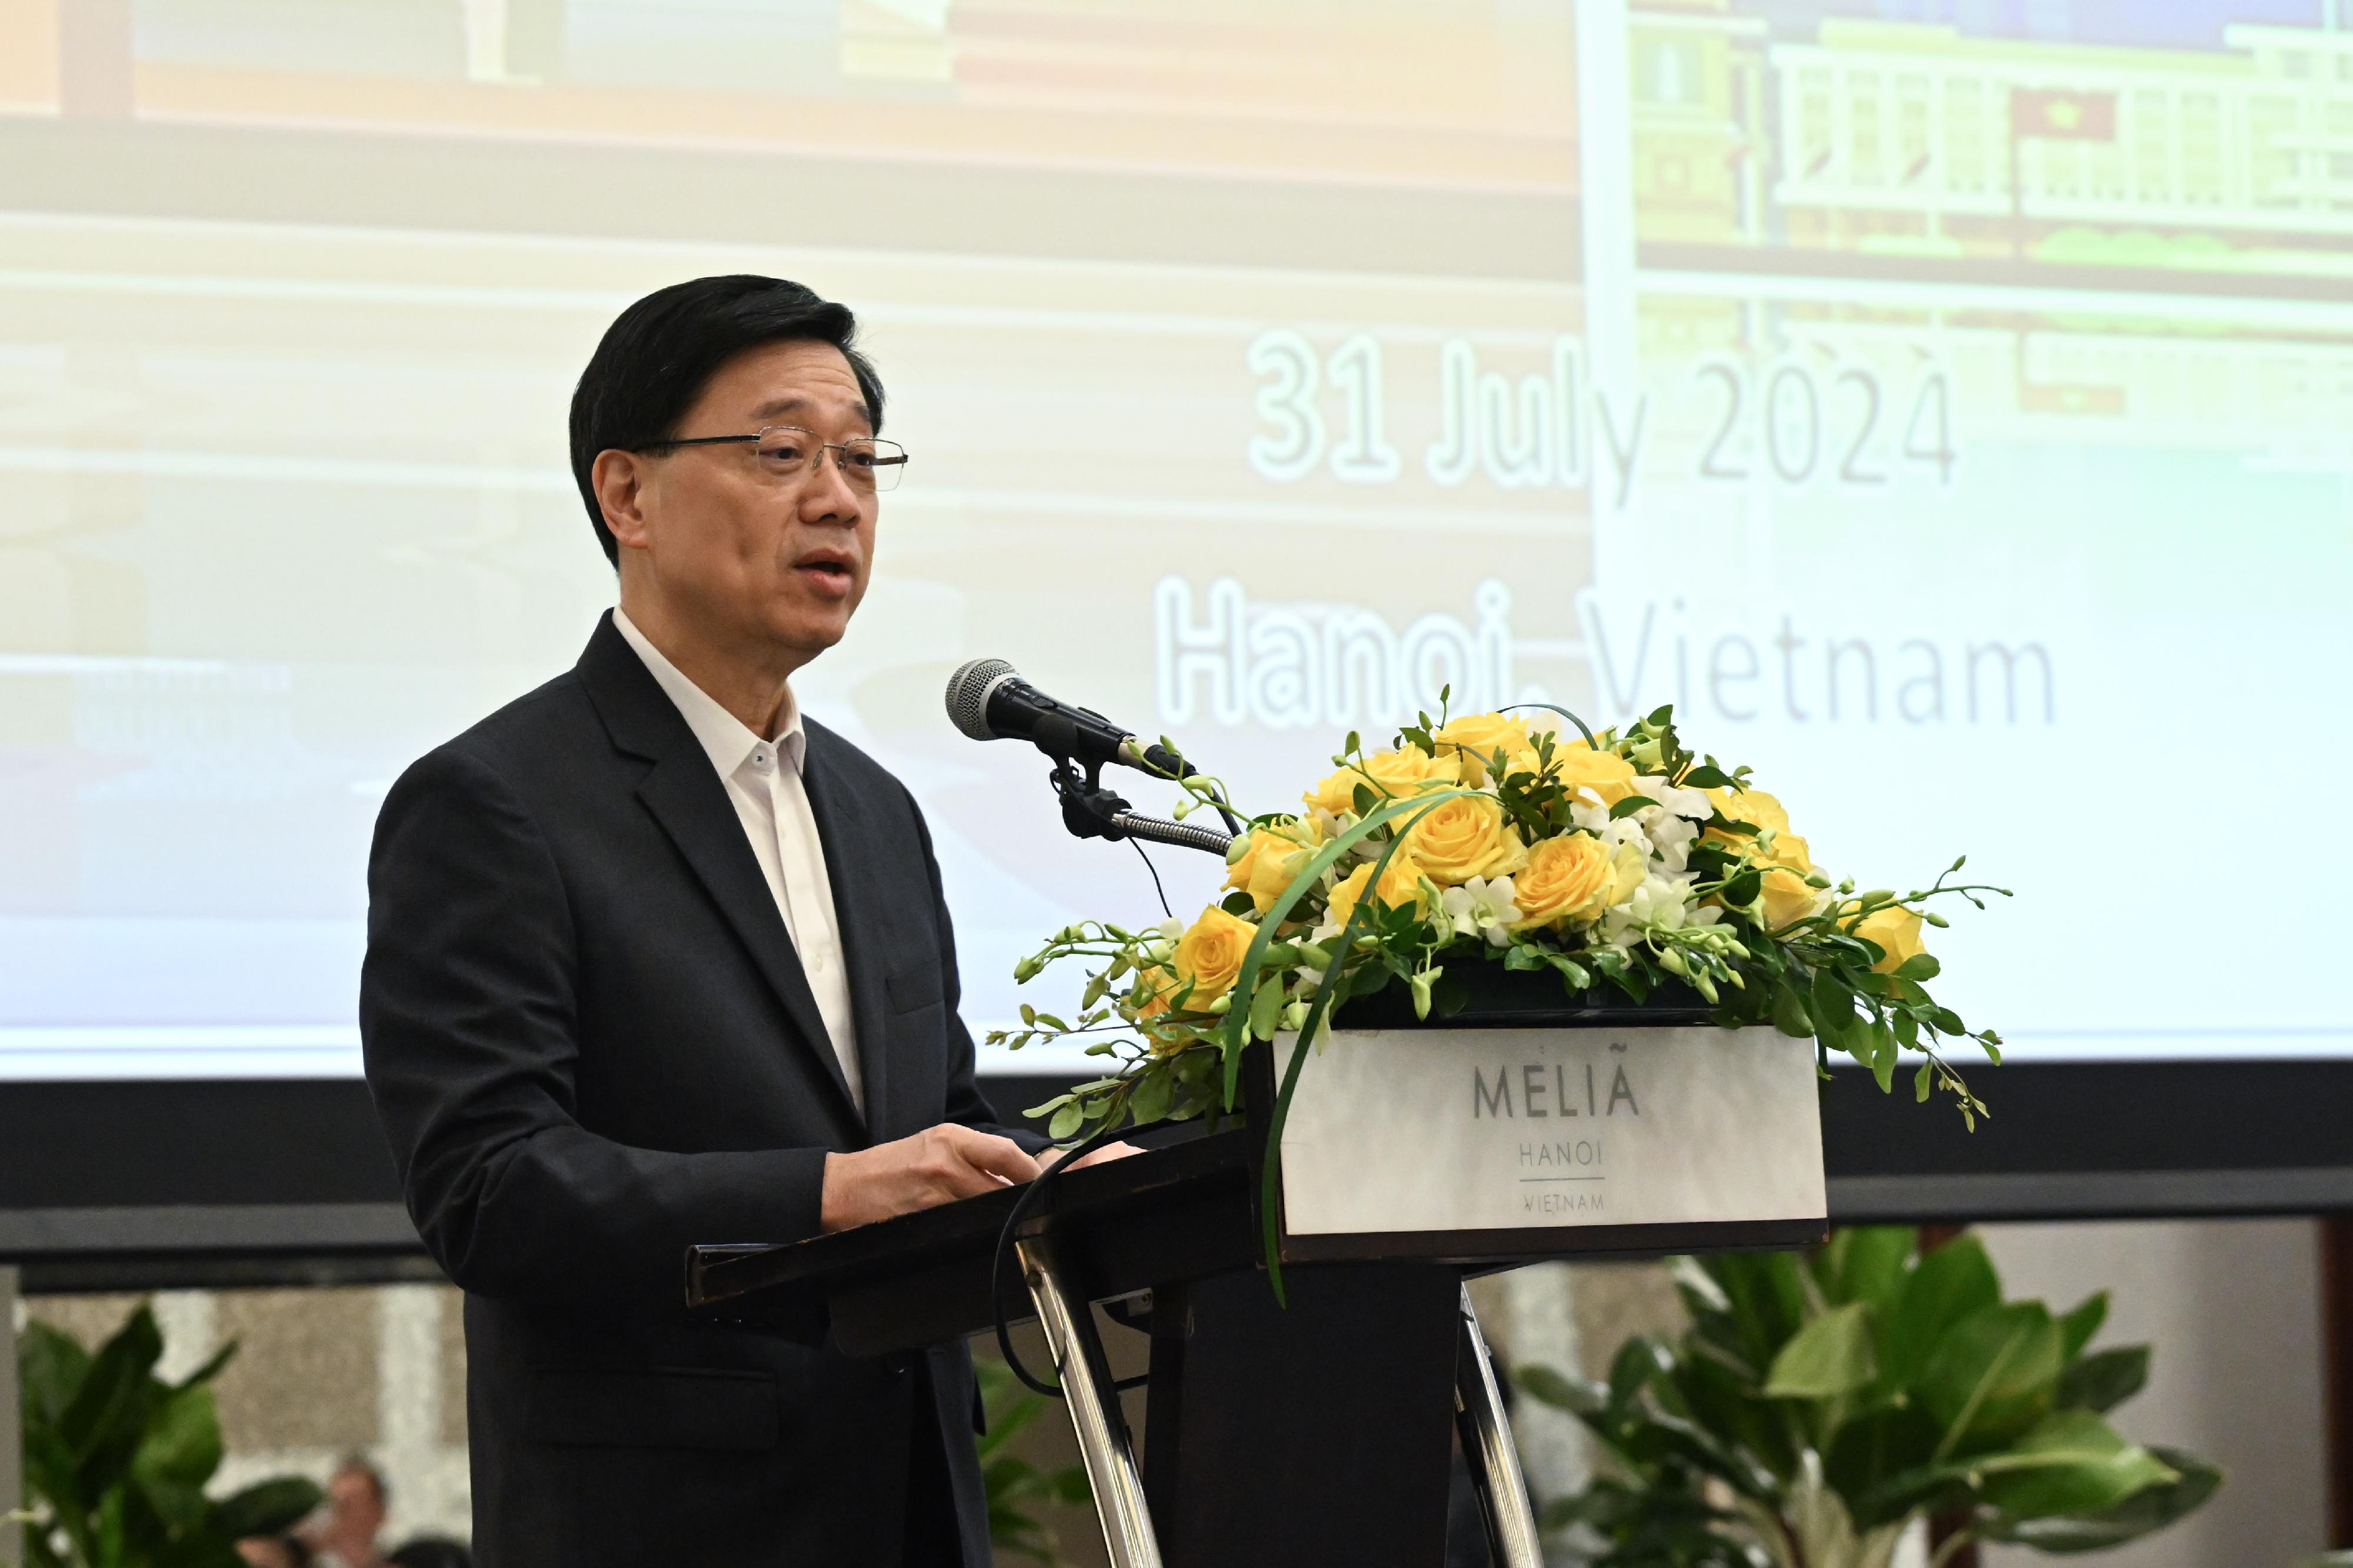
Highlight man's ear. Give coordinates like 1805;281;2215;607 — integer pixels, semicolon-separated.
592;449;652;555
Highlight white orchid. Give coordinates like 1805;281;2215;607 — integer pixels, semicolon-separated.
1645;809;1700;872
1632;775;1714;822
1441;875;1522;947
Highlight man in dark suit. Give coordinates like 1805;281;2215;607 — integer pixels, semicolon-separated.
361;275;1126;1567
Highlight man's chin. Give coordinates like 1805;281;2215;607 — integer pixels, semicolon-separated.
763;604;854;660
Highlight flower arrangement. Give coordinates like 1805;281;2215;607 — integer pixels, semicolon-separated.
997;700;2007;1149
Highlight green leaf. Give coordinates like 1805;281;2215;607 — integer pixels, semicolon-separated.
61;1306;165;1493
1046;1102;1084;1140
1814;1226;1915;1314
1248;972;1284;1042
1514;1362;1602;1415
1609;1336;1675;1407
1128;1069;1174;1127
1869;1018;1899;1093
2057;1290;2109;1362
1770;984;1813;1039
1764;1301;1878;1399
1976;1407;2177;1519
131;1382;222;1493
1695;1252;1810;1382
1918;1302;2065;1450
1884;1233;2001;1389
1608;796;1654;820
19;1322;92;1426
1978;1443;2220;1549
1810;969;1857;1052
1895;952;1942;982
211;1477;326;1540
2057;1345;2149;1413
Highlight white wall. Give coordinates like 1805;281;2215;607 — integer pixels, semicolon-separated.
1978;1219;2328;1568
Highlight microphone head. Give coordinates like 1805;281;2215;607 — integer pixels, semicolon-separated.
944;657;1018;741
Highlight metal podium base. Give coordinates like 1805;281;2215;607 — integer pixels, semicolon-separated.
1017;1246;1540;1568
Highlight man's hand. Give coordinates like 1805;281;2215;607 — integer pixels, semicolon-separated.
1039;1142;1144;1172
821;1124;1042;1233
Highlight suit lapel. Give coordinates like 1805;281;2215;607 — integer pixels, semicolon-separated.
799;726;894;1140
575;615;862;1130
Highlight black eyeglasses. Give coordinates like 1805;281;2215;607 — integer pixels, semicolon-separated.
638;425;909;492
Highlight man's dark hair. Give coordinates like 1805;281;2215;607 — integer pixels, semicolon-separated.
566;275;886;567
334;1453;389;1508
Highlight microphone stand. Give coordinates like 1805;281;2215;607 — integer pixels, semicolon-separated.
1049;755;1235;858
989;721;1237;1403
1022;709;1238;857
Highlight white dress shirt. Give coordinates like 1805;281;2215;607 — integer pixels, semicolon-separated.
613;608;863;1114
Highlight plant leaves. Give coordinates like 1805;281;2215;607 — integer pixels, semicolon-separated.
1248;972;1284;1042
2056;1345;2149;1414
211;1477;326;1540
1918;1302;2065;1451
1975;1407;2177;1519
1814;1226;1915;1315
1977;1443;2221;1549
1884;1233;2001;1390
1514;1362;1603;1416
1764;1301;1878;1399
19;1322;92;1426
61;1306;165;1496
2057;1290;2109;1362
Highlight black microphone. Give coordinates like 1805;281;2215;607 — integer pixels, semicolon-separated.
944;658;1191;777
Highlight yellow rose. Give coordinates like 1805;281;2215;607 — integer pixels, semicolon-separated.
1757;865;1820;931
1399;792;1527;886
1705;786;1802;859
1171;905;1256;1004
1225;822;1324;915
1546;743;1639;807
1127;966;1194;1054
1131;965;1175;1020
1846;903;1927;979
1325;850;1431;930
1304;746;1458;816
1433;712;1531;785
1510;833;1613;929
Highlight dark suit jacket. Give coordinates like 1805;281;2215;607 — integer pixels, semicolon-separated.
361;613;1041;1568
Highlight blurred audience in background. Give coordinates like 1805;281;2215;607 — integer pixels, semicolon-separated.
235;1536;311;1568
300;1456;389;1568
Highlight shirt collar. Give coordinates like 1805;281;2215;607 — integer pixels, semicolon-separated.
612;608;806;778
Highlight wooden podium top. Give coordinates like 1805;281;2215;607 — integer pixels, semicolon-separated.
688;1126;1260;1356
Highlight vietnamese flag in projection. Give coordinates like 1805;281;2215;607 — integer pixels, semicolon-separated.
2011;88;2118;140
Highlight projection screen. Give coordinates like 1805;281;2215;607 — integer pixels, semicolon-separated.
3;0;2348;1084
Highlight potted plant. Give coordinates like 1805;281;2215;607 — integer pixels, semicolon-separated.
16;1303;324;1568
1514;1227;2219;1567
973;1356;1091;1565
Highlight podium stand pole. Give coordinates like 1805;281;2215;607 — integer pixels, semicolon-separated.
1016;1236;1163;1568
1455;1286;1544;1568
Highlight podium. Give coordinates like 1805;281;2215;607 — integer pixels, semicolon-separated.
688;991;1829;1567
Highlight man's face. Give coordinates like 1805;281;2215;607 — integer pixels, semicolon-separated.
325;1466;384;1544
618;338;877;665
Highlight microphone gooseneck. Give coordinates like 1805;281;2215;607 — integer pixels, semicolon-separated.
942;658;1246;843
